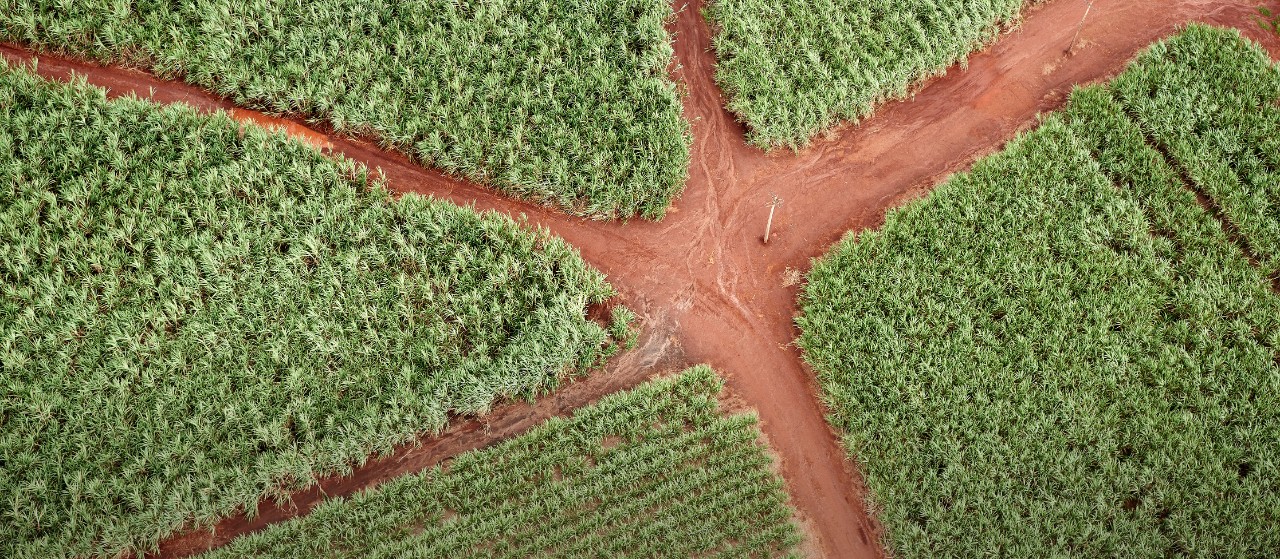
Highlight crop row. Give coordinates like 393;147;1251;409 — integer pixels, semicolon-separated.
797;26;1280;558
706;0;1031;148
0;63;625;559
1103;25;1280;275
197;367;803;559
1;0;690;219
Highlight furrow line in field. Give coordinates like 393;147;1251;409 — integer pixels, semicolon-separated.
1128;114;1280;293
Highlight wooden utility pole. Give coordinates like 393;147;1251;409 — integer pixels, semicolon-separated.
1069;0;1094;55
764;194;781;244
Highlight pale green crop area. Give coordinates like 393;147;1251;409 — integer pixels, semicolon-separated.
798;26;1280;557
197;367;803;559
0;63;625;559
2;0;691;219
706;0;1031;148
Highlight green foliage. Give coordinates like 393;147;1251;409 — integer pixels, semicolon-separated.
609;305;639;351
1260;6;1280;36
1106;24;1280;275
197;366;803;558
705;0;1032;149
0;64;622;559
798;26;1280;558
0;0;690;219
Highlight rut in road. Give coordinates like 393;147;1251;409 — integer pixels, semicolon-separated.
4;0;1278;557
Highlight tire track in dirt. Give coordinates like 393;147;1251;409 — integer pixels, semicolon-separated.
4;1;1277;557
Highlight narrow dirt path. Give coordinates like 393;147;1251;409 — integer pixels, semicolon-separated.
4;1;1276;557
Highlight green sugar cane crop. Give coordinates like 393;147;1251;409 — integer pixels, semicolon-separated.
0;62;627;559
196;366;804;559
1;0;691;219
706;0;1034;149
797;26;1280;558
1105;24;1280;275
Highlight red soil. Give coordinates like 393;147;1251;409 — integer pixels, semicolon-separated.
4;1;1277;557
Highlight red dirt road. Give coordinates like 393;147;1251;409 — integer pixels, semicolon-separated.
4;1;1277;557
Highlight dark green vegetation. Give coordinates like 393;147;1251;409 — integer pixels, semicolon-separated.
1;0;690;219
0;64;626;559
705;0;1029;148
798;26;1280;557
198;367;803;559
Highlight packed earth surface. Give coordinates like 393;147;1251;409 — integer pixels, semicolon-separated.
3;0;1280;557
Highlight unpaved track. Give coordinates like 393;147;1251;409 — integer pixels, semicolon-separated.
4;1;1277;557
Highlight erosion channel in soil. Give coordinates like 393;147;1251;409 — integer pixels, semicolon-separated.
4;0;1278;557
